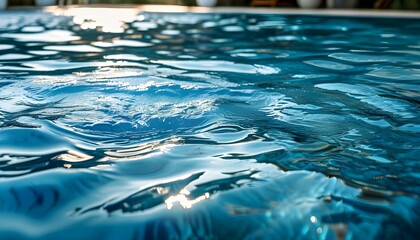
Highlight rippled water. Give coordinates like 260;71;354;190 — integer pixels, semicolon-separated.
0;8;419;239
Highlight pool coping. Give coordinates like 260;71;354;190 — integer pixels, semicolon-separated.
7;5;420;19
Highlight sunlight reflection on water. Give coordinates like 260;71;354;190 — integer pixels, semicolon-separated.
0;7;419;240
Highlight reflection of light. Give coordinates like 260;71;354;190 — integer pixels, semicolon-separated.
165;188;210;209
137;15;145;21
56;150;93;162
316;227;323;234
63;8;137;33
104;136;183;161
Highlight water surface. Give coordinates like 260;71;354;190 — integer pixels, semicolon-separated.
0;8;419;239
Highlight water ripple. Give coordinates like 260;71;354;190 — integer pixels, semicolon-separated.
0;9;419;239
0;30;80;42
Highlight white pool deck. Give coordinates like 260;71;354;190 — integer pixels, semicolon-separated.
8;4;420;18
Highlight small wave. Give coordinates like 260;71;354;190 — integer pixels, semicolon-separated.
0;9;419;240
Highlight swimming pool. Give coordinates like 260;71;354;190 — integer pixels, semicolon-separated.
0;6;419;239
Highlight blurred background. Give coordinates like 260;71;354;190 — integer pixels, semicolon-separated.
4;0;420;9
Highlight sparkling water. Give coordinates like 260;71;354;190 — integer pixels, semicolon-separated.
0;8;419;239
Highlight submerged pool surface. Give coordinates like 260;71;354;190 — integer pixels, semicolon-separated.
0;7;419;239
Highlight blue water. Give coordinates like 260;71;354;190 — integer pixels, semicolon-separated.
0;8;419;239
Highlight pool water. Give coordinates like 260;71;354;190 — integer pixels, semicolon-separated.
0;8;419;239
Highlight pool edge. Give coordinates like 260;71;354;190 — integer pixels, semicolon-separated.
6;5;420;19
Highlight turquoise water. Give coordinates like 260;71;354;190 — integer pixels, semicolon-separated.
0;8;419;239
